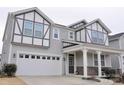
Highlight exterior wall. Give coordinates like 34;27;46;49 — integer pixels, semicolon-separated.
111;55;120;69
120;35;124;49
10;25;64;63
75;51;111;67
1;14;15;64
105;55;111;67
60;27;75;41
109;39;120;49
76;51;83;66
87;53;94;66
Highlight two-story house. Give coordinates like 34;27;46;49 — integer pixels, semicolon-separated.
109;33;124;74
1;7;124;77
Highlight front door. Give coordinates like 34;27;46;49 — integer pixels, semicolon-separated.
69;54;74;74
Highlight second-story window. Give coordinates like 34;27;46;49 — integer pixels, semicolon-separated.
68;31;74;40
53;28;59;40
91;31;104;44
23;20;33;36
34;23;43;38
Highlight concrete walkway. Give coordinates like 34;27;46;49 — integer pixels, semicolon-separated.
19;76;114;85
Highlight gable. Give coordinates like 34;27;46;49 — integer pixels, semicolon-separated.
13;7;54;24
86;21;108;34
12;8;51;47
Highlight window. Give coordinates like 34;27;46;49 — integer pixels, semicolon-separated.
57;57;60;60
91;31;104;44
19;54;23;58
37;56;40;59
42;56;46;60
52;57;55;60
34;23;43;38
31;55;35;59
98;32;104;44
94;54;98;66
25;55;29;58
91;30;98;43
47;56;51;60
68;31;74;40
53;28;59;40
101;55;105;66
24;20;33;36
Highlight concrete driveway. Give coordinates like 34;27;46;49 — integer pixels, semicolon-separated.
18;76;113;85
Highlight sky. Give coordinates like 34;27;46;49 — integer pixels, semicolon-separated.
0;7;124;53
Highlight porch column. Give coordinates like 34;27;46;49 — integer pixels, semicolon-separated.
97;51;102;77
82;49;88;77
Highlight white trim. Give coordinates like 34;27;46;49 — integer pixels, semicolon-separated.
97;51;102;77
63;44;123;54
82;49;88;77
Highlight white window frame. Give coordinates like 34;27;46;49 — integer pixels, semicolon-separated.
53;28;60;40
68;31;74;40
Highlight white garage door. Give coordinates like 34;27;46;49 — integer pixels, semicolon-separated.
16;53;62;75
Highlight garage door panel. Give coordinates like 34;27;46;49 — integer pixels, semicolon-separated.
16;56;62;75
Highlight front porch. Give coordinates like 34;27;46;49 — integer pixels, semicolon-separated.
62;41;123;77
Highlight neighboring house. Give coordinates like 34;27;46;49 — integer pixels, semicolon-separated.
1;7;124;77
109;33;124;73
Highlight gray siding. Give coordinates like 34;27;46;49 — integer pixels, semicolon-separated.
120;36;124;49
1;14;15;64
76;51;83;66
10;26;64;64
111;55;120;69
109;39;120;48
105;55;111;67
76;51;94;67
87;53;93;66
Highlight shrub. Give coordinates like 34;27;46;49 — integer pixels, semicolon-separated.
102;68;115;79
3;64;17;77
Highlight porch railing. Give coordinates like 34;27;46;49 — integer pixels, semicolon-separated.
62;41;79;48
